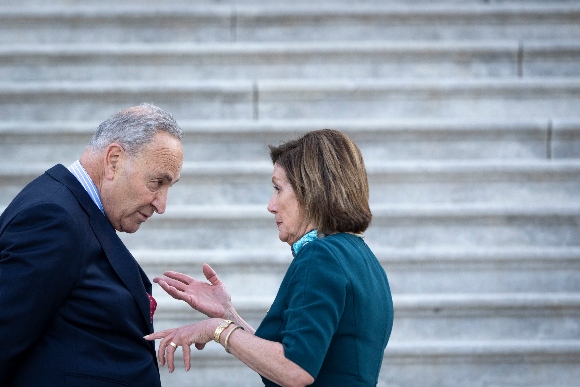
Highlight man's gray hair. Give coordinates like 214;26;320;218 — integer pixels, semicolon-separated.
88;103;183;155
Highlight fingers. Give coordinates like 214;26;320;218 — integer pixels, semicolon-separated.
157;335;178;372
156;338;198;374
143;329;173;368
156;280;188;302
155;266;221;290
148;321;218;374
157;338;168;367
163;271;195;285
183;341;192;372
156;276;189;292
166;341;176;373
202;263;221;286
144;329;170;341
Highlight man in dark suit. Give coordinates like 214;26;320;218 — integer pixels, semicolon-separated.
0;103;184;386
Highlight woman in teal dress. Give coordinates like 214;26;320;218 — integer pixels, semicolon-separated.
146;129;394;387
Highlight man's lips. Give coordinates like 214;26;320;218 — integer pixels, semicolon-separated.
139;212;152;222
276;222;282;228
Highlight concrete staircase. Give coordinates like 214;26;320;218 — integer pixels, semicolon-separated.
1;1;579;386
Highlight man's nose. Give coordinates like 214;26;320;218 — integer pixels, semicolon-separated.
152;189;168;214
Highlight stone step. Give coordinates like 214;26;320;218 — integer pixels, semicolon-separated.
2;119;578;161
4;0;580;6
390;293;580;342
0;4;579;44
1;118;568;163
136;246;580;296
2;160;579;206
5;0;576;7
524;41;580;77
0;80;254;121
4;188;578;229
1;78;580;121
256;78;580;120
0;41;519;82
108;203;580;251
234;4;580;43
170;159;580;206
381;340;580;387
3;40;578;82
151;340;580;387
553;118;580;158
0;6;233;45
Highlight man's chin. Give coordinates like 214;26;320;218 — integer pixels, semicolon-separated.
116;222;142;234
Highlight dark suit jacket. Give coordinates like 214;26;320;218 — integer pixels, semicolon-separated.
0;165;161;387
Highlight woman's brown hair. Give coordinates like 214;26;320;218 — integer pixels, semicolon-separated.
269;129;372;234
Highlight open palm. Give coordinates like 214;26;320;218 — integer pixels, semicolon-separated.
153;263;232;319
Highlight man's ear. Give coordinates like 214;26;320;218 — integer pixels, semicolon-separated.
104;143;124;180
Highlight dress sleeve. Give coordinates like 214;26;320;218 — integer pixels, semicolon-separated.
280;240;348;379
0;203;82;382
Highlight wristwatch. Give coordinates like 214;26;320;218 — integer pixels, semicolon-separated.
214;320;234;343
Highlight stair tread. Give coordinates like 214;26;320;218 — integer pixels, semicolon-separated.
1;77;579;88
2;3;580;14
132;245;580;262
2;39;579;54
3;159;580;173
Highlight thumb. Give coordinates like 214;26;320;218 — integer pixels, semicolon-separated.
202;263;221;286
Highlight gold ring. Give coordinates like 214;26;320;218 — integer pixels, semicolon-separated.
169;342;177;349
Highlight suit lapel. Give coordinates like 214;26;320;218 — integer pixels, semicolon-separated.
46;165;153;332
91;223;154;332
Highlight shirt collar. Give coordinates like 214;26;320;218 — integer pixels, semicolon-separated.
68;160;105;215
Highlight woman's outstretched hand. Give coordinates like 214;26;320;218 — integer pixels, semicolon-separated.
144;319;220;373
154;263;233;319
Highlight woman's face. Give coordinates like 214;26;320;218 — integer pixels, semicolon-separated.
267;164;315;246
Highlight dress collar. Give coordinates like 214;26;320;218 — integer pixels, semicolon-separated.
291;229;319;257
291;230;365;257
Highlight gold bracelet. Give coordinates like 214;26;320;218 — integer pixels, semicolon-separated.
214;320;233;343
224;325;244;354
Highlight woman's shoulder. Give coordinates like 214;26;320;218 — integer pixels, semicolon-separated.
317;232;367;251
295;232;367;265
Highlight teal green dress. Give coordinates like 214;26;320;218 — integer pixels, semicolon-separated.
255;232;394;386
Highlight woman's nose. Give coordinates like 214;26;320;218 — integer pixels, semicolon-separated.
267;195;276;214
